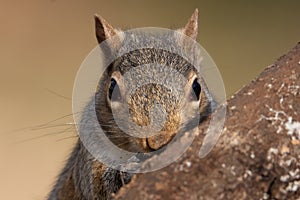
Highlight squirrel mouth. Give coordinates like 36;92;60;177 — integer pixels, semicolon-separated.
145;132;176;151
145;138;158;151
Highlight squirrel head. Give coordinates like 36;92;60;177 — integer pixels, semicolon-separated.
94;9;213;152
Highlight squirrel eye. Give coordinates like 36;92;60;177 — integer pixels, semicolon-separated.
190;78;201;101
108;78;121;101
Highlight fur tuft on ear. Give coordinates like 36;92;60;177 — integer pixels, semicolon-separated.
182;8;199;40
94;14;118;44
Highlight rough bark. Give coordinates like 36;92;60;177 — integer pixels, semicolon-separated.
114;42;300;200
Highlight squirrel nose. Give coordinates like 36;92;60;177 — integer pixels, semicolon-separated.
146;131;174;150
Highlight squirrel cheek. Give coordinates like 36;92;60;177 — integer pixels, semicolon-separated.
182;100;200;117
110;101;122;110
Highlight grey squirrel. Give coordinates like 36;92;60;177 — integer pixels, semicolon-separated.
48;9;215;200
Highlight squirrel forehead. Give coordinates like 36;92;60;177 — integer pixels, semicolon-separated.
111;48;197;79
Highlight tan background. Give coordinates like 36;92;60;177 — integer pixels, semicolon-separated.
0;1;300;199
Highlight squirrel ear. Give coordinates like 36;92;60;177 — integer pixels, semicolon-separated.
182;8;198;40
94;14;117;44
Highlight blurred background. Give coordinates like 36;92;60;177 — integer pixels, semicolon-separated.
0;0;300;199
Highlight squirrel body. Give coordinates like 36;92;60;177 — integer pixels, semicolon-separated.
48;9;215;200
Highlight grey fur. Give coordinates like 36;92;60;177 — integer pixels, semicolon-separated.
48;10;215;200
